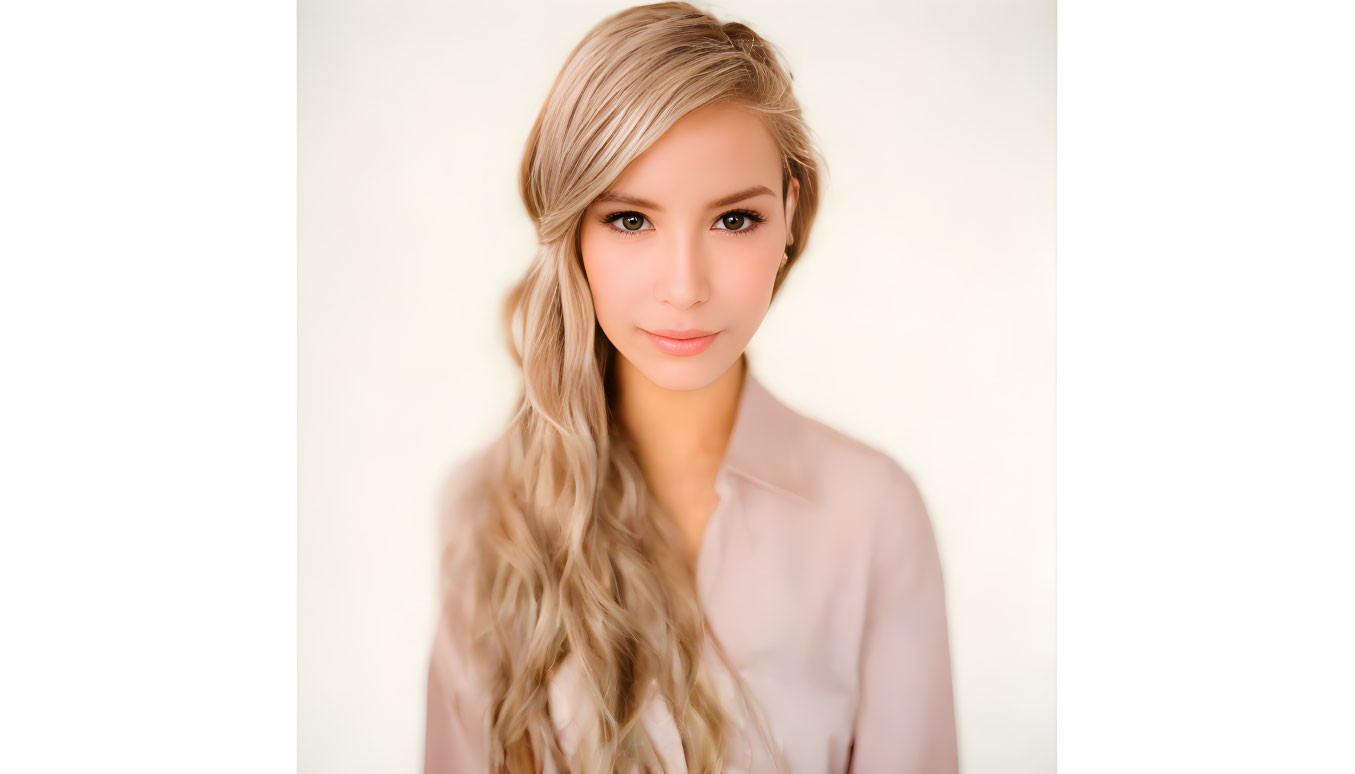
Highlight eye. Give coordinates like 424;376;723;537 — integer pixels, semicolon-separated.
600;211;653;235
598;208;768;237
712;209;767;235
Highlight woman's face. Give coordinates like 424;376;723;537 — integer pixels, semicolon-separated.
580;101;800;392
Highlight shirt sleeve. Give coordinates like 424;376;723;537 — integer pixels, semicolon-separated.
424;455;492;773
848;462;959;773
423;608;489;773
424;636;470;773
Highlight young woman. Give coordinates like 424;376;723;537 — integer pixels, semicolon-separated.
424;3;958;772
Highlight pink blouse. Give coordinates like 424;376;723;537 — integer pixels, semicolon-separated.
424;364;959;772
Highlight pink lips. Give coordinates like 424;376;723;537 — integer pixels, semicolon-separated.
645;328;719;357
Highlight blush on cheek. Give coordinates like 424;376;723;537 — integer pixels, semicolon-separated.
718;256;779;303
581;255;653;341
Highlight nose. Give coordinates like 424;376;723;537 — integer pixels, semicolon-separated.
655;231;710;309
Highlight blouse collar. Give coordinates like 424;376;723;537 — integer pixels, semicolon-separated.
717;356;814;505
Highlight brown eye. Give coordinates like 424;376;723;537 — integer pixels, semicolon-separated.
602;211;651;235
713;209;766;234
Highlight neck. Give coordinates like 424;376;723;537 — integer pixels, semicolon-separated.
614;353;746;479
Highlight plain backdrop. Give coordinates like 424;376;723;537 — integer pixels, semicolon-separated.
299;0;1054;771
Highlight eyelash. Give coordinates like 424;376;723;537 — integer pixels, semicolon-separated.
599;208;768;238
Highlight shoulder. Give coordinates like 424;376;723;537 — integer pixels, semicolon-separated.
431;441;502;630
433;441;498;552
785;409;939;566
429;444;499;710
792;409;926;513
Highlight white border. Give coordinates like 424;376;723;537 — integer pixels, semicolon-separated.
1059;1;1355;771
0;2;296;772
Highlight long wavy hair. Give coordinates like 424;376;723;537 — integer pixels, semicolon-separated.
442;3;824;771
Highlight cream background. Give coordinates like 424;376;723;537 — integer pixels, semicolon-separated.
299;0;1054;771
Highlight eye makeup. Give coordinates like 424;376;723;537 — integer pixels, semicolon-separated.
599;208;768;238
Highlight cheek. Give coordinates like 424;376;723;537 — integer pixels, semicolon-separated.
714;248;780;310
580;239;647;324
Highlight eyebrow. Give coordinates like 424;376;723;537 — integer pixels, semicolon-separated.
593;184;777;212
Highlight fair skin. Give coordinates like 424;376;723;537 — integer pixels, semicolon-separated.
579;100;800;566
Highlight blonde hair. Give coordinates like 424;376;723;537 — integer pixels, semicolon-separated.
443;3;824;771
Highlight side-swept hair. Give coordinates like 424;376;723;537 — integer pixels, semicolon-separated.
443;3;825;771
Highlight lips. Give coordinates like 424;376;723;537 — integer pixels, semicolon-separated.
644;328;719;357
647;328;717;340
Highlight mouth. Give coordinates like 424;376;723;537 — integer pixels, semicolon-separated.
643;328;719;357
647;328;717;340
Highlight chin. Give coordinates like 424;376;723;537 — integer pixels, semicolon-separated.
628;345;739;392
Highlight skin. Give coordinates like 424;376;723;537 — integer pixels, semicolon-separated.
579;100;800;566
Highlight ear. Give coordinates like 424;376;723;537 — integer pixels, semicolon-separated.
783;176;800;244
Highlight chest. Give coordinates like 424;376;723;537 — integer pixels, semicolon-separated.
547;492;868;774
696;484;870;770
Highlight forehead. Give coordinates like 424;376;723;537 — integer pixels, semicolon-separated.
604;101;782;206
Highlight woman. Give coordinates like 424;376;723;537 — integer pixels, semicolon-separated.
424;3;958;772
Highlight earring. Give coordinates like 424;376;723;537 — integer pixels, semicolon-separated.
780;251;789;270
